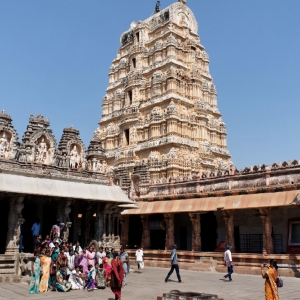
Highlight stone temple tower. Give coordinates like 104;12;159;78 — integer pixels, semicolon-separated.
93;0;232;197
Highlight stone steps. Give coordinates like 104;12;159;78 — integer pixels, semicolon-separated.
0;254;15;275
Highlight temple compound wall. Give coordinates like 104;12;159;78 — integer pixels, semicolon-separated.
0;110;134;273
90;0;300;276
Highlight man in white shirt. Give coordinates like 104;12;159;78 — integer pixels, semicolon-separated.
135;246;144;274
73;241;83;254
96;246;106;265
223;245;233;282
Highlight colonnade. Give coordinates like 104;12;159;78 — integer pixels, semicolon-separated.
121;208;275;254
1;194;123;254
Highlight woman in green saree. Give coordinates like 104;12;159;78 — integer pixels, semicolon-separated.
29;250;41;294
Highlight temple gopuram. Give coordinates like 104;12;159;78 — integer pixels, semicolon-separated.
94;0;299;276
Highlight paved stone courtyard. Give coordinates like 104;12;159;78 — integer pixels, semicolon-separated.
0;267;299;300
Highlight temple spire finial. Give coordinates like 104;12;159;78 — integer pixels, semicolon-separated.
154;1;161;14
178;0;187;5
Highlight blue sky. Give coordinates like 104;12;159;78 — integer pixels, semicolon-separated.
0;0;299;168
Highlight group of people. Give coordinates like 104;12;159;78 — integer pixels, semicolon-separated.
28;219;144;300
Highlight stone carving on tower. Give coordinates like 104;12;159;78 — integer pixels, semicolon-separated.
17;114;56;164
0;110;19;159
56;127;87;170
93;1;232;195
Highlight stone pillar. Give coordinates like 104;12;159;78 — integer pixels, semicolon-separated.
141;215;150;249
84;203;93;246
5;196;25;254
103;213;107;238
117;216;120;236
259;208;274;255
189;213;201;252
94;205;104;243
120;215;129;247
164;213;175;250
108;213;112;236
72;201;80;243
222;210;235;252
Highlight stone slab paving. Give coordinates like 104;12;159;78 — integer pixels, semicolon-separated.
0;267;299;300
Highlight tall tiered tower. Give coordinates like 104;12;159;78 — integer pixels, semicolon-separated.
94;0;232;196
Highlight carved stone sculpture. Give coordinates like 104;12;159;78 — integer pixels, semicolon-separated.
35;137;48;163
70;145;80;169
0;131;9;158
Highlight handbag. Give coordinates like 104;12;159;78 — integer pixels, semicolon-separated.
139;261;144;269
276;276;283;288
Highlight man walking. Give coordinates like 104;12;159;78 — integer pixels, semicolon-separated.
224;245;233;282
135;246;144;274
165;244;182;283
31;218;40;251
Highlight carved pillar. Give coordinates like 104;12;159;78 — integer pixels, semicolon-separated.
259;208;274;254
141;215;150;249
117;216;120;236
108;213;112;237
189;213;201;251
164;213;175;250
6;196;25;254
120;215;129;247
84;203;93;246
94;205;104;243
72;201;80;243
222;210;235;252
102;213;107;238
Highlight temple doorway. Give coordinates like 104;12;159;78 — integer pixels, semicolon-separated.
0;199;9;254
149;214;165;250
175;213;192;250
201;212;218;251
22;200;37;253
128;215;142;248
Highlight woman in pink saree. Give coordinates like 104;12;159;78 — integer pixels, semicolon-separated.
86;246;96;267
79;249;88;274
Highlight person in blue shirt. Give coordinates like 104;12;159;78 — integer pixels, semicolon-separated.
31;218;40;251
165;244;182;283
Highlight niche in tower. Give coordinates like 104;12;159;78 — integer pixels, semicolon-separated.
124;129;130;146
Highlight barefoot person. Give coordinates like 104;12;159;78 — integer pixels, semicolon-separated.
165;244;181;283
261;260;279;300
111;252;124;300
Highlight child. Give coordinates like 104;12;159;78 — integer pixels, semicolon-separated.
69;266;84;290
83;264;94;291
95;263;106;289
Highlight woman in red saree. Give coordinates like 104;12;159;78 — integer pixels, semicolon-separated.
110;252;124;300
261;259;279;300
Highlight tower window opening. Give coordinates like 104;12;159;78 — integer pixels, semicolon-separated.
191;46;196;51
132;58;136;69
136;32;140;43
128;90;133;104
124;129;130;146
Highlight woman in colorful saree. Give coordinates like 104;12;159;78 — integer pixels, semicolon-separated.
86;246;96;267
261;259;279;300
55;265;72;292
39;248;53;293
103;251;113;287
79;248;88;274
29;250;41;294
110;252;124;300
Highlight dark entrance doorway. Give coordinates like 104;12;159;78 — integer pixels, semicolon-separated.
22;200;37;253
128;215;142;249
201;212;218;251
149;214;165;250
0;199;9;254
